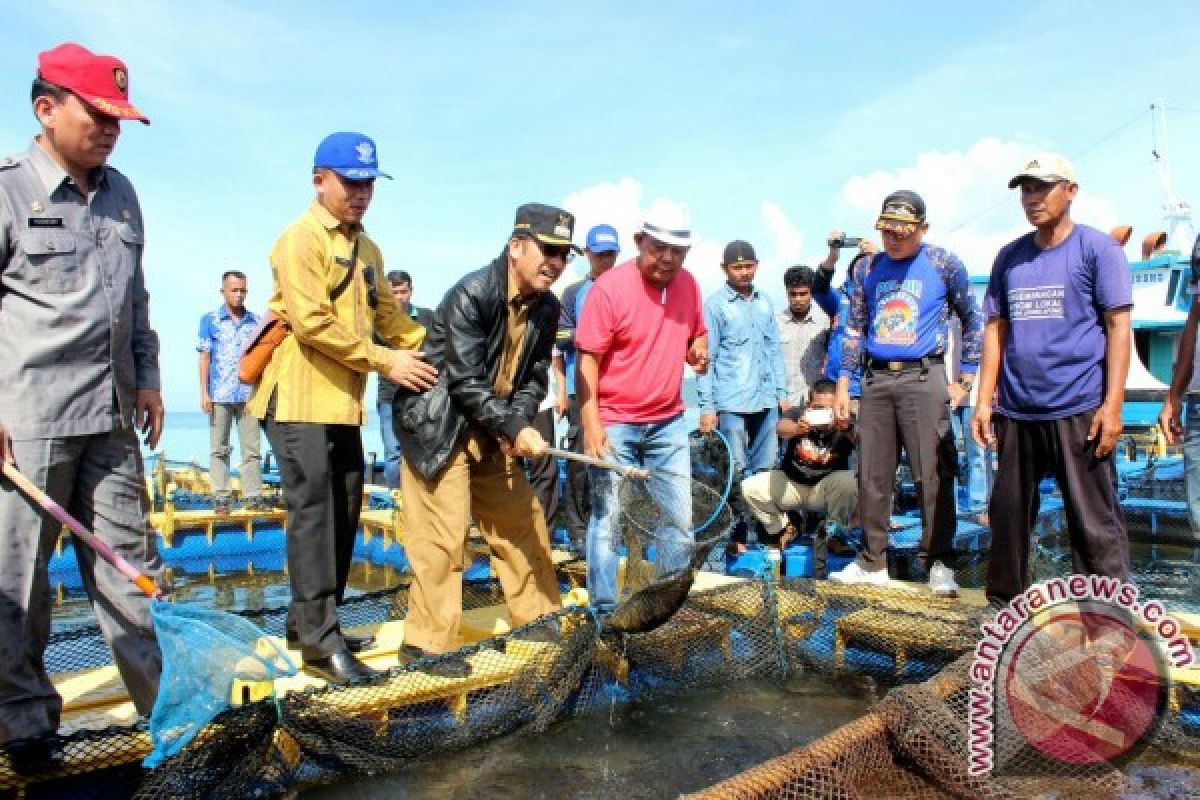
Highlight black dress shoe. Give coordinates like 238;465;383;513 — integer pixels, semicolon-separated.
343;632;376;653
397;643;472;678
287;631;376;653
512;618;563;644
4;736;63;776
301;651;380;685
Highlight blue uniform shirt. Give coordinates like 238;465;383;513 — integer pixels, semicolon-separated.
840;243;982;377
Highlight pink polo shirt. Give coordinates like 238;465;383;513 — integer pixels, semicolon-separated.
575;260;706;425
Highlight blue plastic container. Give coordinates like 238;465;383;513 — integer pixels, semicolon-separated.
783;544;814;578
826;553;855;575
726;548;768;578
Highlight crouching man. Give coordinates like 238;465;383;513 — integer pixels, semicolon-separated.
394;204;573;677
741;379;858;573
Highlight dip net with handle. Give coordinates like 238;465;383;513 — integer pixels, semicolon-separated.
598;430;735;635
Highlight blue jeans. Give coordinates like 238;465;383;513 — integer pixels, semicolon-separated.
586;414;693;609
1184;398;1200;535
951;404;993;514
720;407;779;542
378;401;402;489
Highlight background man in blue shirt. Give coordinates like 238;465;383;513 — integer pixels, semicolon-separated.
698;240;789;551
197;270;262;513
553;223;619;547
833;191;982;594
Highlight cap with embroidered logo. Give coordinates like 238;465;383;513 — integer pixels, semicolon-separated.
1008;152;1077;189
585;224;620;253
722;240;757;266
875;190;927;236
313;132;392;180
37;42;148;124
512;203;580;251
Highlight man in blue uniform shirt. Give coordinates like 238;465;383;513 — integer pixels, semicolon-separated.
833;191;983;593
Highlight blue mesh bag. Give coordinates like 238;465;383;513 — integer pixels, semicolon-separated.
145;600;296;767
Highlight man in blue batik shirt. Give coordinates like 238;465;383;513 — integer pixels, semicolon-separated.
832;191;983;594
698;240;789;552
197;270;263;513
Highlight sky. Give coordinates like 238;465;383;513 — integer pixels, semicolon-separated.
3;0;1200;413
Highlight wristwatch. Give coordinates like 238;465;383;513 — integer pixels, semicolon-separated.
958;378;974;391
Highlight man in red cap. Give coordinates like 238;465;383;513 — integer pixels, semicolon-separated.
0;43;160;773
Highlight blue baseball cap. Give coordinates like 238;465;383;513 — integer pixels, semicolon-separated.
585;224;620;253
313;132;392;180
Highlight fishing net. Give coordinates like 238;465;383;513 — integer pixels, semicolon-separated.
599;430;735;635
12;446;1199;799
145;600;296;767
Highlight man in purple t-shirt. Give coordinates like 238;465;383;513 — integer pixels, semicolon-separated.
972;153;1132;605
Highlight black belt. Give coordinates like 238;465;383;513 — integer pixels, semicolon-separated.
865;354;943;373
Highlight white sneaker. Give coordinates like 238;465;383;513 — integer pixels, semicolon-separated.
928;561;960;597
828;562;891;587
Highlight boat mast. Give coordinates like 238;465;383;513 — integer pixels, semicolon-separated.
1150;100;1196;252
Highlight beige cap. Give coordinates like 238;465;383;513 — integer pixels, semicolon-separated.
1008;152;1076;188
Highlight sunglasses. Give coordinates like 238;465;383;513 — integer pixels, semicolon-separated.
530;238;575;263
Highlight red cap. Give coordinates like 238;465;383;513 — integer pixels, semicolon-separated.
37;43;149;124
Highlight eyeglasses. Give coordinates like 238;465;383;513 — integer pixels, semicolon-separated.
530;238;575;263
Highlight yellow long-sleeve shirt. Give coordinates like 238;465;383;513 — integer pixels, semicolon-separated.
248;202;424;425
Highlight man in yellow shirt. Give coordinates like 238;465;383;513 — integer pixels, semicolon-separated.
248;132;436;684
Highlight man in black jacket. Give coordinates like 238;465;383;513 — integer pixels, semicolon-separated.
394;203;574;677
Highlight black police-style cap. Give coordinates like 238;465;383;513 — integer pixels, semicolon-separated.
722;240;757;266
512;203;581;251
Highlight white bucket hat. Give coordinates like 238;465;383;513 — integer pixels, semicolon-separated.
639;202;692;247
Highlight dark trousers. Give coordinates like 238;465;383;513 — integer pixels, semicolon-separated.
986;411;1129;605
264;414;364;661
0;429;162;743
562;398;591;545
525;408;560;531
856;363;957;572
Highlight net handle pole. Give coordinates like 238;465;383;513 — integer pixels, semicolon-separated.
1;461;163;600
543;447;648;480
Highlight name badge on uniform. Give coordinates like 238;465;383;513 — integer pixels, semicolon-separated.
28;217;64;228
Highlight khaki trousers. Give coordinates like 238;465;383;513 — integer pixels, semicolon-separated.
741;469;858;535
401;431;562;653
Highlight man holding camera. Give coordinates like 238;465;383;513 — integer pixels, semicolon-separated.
833;191;982;594
741;379;858;567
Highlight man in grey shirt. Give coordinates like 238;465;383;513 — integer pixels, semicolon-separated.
0;43;164;773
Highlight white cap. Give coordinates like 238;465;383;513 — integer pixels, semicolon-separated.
1008;152;1077;189
639;201;692;247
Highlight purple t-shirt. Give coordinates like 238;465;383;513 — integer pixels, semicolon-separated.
984;224;1132;420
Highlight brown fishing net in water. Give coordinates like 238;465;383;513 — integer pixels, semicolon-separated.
685;640;1200;800
601;432;734;635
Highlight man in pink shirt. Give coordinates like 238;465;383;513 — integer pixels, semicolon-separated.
576;205;709;612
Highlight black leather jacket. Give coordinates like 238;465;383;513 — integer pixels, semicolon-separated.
394;254;559;480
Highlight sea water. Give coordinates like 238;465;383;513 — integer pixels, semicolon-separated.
301;673;880;800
